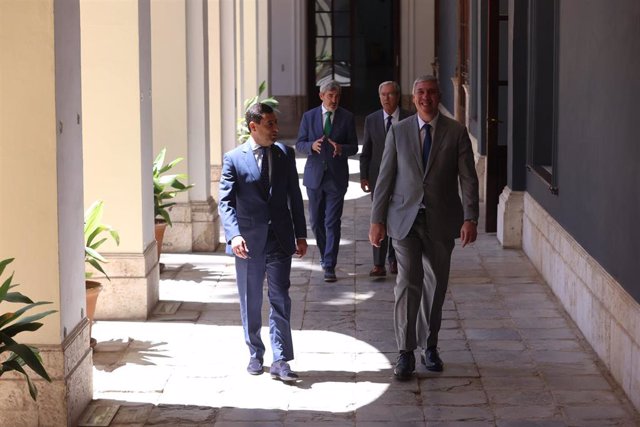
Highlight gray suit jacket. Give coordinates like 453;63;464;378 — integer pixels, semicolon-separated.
360;108;412;192
371;113;479;241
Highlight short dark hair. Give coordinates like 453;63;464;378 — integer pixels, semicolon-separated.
245;102;274;128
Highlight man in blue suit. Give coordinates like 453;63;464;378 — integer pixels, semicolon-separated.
295;80;358;282
219;103;308;382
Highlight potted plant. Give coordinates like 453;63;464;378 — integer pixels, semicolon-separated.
84;200;120;347
0;257;56;400
236;80;279;144
152;148;193;261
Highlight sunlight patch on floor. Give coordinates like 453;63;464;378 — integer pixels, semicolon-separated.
91;323;390;412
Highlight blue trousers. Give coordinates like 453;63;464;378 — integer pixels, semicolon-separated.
306;176;346;269
235;229;293;362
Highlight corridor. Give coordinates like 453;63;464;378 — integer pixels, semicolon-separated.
84;158;640;426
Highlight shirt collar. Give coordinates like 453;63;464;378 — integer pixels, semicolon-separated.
383;108;400;122
249;136;260;152
321;105;335;117
417;112;440;130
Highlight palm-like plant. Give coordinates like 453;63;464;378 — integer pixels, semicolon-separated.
0;258;56;400
153;148;193;226
236;80;279;144
84;200;120;280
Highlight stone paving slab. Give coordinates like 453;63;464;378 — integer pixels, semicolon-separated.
86;184;640;426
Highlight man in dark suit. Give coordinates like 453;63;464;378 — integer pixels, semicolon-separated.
369;75;479;380
360;81;411;277
219;103;308;382
296;80;358;282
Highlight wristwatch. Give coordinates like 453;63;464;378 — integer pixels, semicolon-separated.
465;219;478;225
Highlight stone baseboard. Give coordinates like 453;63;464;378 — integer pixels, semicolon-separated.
0;319;92;426
93;241;159;320
523;193;640;411
162;198;220;252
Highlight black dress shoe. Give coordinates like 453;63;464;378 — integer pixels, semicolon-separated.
324;268;337;282
421;348;443;372
247;357;263;375
270;360;299;382
394;351;415;381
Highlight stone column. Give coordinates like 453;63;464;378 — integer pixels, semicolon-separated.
81;0;158;320
0;0;91;425
185;0;217;251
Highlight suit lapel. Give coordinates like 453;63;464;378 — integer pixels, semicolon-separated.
406;117;423;174
270;144;285;191
377;110;385;135
314;107;324;138
425;116;448;176
329;107;340;139
241;141;270;198
241;141;260;182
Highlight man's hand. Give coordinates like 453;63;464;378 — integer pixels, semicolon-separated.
311;137;324;154
327;138;342;157
460;221;478;248
360;179;370;193
295;238;308;257
369;223;386;247
231;235;250;258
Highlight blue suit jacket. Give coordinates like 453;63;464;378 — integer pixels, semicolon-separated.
295;106;358;191
219;140;307;256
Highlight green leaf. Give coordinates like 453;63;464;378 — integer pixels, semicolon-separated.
0;301;52;329
0;271;14;301
0;258;14;277
2;342;51;382
2;322;43;337
4;291;33;304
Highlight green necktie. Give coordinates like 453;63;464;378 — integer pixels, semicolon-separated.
323;111;332;136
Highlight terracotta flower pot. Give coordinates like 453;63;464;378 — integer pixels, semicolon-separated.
154;221;168;261
85;280;103;348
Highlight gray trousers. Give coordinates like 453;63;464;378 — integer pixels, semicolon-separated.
392;211;454;351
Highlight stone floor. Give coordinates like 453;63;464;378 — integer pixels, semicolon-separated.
85;159;640;426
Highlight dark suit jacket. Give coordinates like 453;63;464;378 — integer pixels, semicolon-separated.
371;113;479;241
219;140;307;256
295;106;358;191
360;108;412;192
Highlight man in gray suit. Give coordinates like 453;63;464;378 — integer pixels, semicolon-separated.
360;81;411;277
369;75;479;380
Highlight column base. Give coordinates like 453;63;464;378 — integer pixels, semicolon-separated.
94;241;159;320
497;187;524;248
0;319;93;427
162;198;219;252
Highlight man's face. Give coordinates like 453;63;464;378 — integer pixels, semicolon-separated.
250;112;278;146
412;80;440;120
320;89;340;112
379;83;400;115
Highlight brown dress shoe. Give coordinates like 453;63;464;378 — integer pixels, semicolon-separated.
389;261;398;274
369;265;386;277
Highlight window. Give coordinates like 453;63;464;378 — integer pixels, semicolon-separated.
527;0;559;194
313;0;352;87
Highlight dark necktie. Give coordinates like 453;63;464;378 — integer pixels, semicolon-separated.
324;111;332;136
386;115;393;133
260;146;270;192
422;123;432;169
